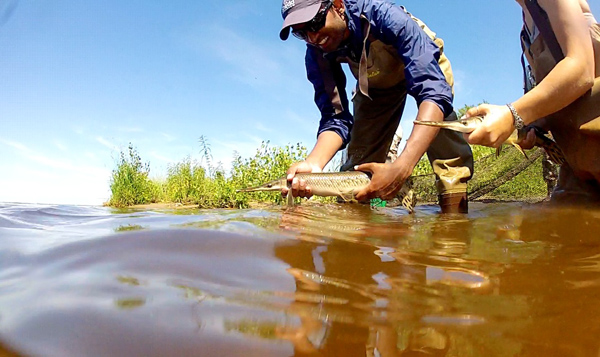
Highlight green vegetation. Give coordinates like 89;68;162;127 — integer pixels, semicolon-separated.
108;139;307;208
108;144;162;207
107;117;549;208
411;145;547;203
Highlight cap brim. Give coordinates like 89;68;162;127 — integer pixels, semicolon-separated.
279;3;321;40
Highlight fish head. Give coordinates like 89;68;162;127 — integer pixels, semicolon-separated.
454;116;484;132
413;116;484;134
237;177;287;192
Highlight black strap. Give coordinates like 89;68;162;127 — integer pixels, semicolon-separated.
524;0;564;62
521;52;536;93
520;16;536;93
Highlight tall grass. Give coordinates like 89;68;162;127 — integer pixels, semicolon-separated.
108;144;162;207
108;140;307;208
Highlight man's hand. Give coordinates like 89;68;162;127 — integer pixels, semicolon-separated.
282;161;322;198
354;162;410;201
518;128;537;150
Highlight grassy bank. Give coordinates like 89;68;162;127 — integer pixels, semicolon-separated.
107;141;309;208
107;137;549;208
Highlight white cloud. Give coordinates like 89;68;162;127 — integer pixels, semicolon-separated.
0;172;111;205
149;151;175;164
95;136;118;151
0;159;111;205
254;122;273;133
53;140;68;152
182;23;307;93
0;138;31;152
0;138;113;205
160;132;176;142
283;109;316;133
452;68;475;107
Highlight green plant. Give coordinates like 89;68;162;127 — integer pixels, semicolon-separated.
229;141;308;206
107;127;549;208
108;143;157;207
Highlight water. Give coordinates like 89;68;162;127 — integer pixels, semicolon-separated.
1;201;599;356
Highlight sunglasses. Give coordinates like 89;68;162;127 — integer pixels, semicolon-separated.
292;0;333;41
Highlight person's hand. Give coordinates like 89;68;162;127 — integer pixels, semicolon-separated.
518;128;536;150
463;104;515;148
354;162;410;201
282;161;322;198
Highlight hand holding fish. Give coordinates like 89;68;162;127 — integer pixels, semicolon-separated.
516;128;537;150
354;162;411;201
462;104;540;152
414;109;565;165
282;160;322;199
462;104;515;148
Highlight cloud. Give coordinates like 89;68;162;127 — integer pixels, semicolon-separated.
283;109;316;132
206;27;286;87
254;122;273;133
53;140;68;152
160;132;176;142
0;166;111;205
0;142;112;205
182;23;307;93
452;68;475;106
149;151;175;164
0;138;31;153
95;136;118;151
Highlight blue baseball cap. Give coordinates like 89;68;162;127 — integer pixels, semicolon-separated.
280;0;323;40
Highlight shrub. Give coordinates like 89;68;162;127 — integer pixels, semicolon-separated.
108;143;156;207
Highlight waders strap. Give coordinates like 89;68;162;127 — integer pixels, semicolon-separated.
358;15;371;100
524;0;564;62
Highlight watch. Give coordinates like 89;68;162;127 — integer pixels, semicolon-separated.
506;103;525;130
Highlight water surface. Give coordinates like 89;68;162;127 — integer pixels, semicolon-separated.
1;201;599;356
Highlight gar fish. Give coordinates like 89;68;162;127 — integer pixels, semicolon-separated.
413;116;565;165
237;171;416;212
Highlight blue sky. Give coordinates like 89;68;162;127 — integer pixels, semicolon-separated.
1;0;599;205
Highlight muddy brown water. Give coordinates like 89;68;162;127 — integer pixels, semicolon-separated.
1;201;600;356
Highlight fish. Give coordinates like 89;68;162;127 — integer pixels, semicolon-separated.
237;171;416;212
413;116;565;165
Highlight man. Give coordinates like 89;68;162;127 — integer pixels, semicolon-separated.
279;0;473;213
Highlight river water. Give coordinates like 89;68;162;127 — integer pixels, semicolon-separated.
0;201;599;356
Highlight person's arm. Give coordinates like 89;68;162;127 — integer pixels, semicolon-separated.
283;131;343;198
517;0;594;119
283;46;352;198
465;0;594;148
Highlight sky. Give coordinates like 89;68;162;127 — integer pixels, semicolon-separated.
1;0;599;205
